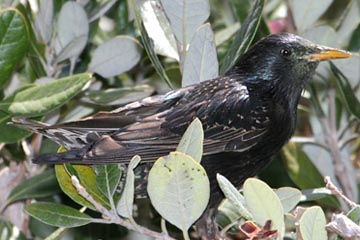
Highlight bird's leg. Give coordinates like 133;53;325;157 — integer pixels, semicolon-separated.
195;208;224;240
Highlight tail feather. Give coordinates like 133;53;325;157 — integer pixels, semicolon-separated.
11;117;50;133
33;148;88;164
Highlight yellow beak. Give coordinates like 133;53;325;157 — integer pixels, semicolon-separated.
309;48;352;61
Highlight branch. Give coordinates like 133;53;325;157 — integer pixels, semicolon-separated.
324;176;357;209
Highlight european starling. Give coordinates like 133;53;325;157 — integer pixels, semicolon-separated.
12;33;351;239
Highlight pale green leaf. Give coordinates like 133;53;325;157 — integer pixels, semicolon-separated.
182;23;218;86
93;164;122;200
299;206;327;240
275;187;301;213
147;152;210;232
176;118;204;163
88;36;141;78
117;155;141;218
244;178;285;238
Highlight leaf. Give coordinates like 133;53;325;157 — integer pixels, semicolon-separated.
300;188;333;202
55;164;110;211
0;73;92;117
160;0;210;48
93;164;122;201
6;169;59;205
219;0;264;75
243;178;285;238
56;1;88;61
275;187;301;213
299;206;327;240
86;85;154;105
139;0;179;60
0;8;29;87
176;118;204;163
89;0;118;23
182;23;218;86
0;111;35;143
56;35;88;63
35;0;53;43
289;0;333;32
347;206;360;224
129;0;174;89
217;174;253;220
336;0;360;46
88;36;141;78
0;220;26;240
117;155;141;218
330;62;360;121
147;152;210;233
25;202;92;228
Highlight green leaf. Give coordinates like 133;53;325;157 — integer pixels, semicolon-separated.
55;164;110;211
93;164;122;201
299;206;327;240
243;178;285;238
6;169;59;205
117;155;141;218
88;36;141;78
129;0;174;89
0;111;34;143
330;62;360;121
182;23;218;86
0;73;92;117
219;0;264;75
217;174;253;220
275;187;302;213
347;206;360;224
25;202;92;228
0;8;29;88
147;152;210;233
176;118;204;163
300;188;333;202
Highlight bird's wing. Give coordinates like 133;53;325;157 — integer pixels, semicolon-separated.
33;76;270;164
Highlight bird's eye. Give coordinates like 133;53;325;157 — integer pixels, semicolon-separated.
280;49;291;57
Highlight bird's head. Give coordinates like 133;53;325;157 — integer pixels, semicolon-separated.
229;33;351;106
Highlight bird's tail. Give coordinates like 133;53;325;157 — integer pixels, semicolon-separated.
11;117;50;134
33;148;89;164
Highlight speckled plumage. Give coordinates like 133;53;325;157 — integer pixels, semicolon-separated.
12;33;351;239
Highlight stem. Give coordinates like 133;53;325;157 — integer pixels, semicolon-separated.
71;176;175;240
182;229;191;240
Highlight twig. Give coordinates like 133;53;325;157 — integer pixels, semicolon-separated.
320;89;354;201
71;176;175;240
324;176;357;209
326;213;360;239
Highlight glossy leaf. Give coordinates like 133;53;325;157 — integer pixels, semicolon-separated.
0;9;29;87
330;62;360;121
129;0;174;89
289;0;333;32
217;174;253;220
117;155;141;218
25;202;92;228
0;73;92;117
243;178;285;238
147;152;210;232
55;164;110;211
88;36;141;78
160;0;210;48
176;118;204;163
182;23;218;86
220;0;264;75
299;206;327;240
93;164;122;201
275;187;302;213
56;1;88;61
6;169;59;205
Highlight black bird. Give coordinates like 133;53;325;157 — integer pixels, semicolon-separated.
12;33;351;239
